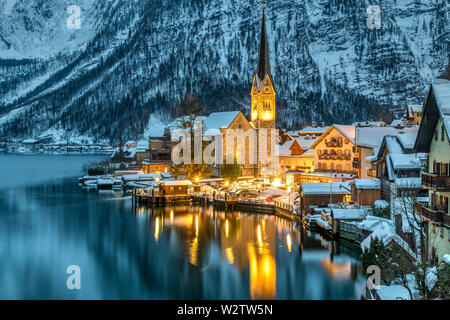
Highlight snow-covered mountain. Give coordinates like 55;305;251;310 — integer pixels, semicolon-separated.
0;0;448;143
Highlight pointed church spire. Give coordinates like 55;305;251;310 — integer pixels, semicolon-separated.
256;2;271;84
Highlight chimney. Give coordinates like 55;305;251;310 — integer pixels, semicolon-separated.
311;121;316;128
321;122;325;127
394;214;403;236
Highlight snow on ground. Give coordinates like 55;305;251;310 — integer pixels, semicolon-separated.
144;114;168;138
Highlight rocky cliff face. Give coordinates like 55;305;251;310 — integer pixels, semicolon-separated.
0;0;448;143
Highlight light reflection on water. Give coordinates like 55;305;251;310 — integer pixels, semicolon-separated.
139;205;365;300
0;154;365;299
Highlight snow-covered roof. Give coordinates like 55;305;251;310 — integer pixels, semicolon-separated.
136;140;149;152
333;125;356;143
388;154;423;170
203;111;240;135
287;130;300;137
277;140;297;156
299;149;315;157
389;119;409;127
356;127;418;149
295;135;317;150
122;173;161;182
332;208;368;220
361;222;416;259
300;182;351;195
349;178;381;190
161;180;193;186
431;79;450;136
358;216;392;232
385;136;405;154
352;121;386;127
298;126;329;134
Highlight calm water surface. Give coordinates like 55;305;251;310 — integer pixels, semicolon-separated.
0;154;365;299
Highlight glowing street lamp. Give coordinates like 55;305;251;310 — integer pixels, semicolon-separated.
194;177;200;184
224;181;230;187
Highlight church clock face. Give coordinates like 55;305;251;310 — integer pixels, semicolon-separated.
264;87;270;93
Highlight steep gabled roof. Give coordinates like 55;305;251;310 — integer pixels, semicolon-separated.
309;124;356;149
257;9;271;83
414;78;450;152
203;111;241;136
254;8;275;92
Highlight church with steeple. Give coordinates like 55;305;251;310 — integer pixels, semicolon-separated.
202;1;278;177
250;3;276;129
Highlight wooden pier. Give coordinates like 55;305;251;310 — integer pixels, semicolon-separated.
131;188;192;207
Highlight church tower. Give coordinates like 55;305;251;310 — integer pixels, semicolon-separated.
251;3;276;129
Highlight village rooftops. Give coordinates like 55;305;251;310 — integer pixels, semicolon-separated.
361;222;417;260
331;208;368;220
349;178;381;190
277;140;296;156
414;77;450;152
300;182;351;195
121;173;161;182
295;135;317;150
356;126;418;149
388;154;424;170
135;140;150;152
298;125;329;135
352;120;386;127
333;125;356;143
161;180;193;186
203;111;241;136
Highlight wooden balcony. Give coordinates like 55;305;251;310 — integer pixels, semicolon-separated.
325;141;343;148
422;173;450;191
415;202;450;226
352;158;361;168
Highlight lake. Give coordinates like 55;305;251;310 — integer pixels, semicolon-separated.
0;154;365;299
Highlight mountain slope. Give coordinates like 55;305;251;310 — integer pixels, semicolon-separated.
0;0;448;143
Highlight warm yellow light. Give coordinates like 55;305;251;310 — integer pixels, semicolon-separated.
286;233;292;252
170;210;174;224
252;112;258;120
195;177;199;183
257;183;261;189
155;178;160;182
287;187;292;193
225;219;229;238
164;167;168;173
224;181;230;187
291;166;295;169
273;178;282;187
257;224;262;246
195;215;199;236
155;217;160;241
225;247;235;264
